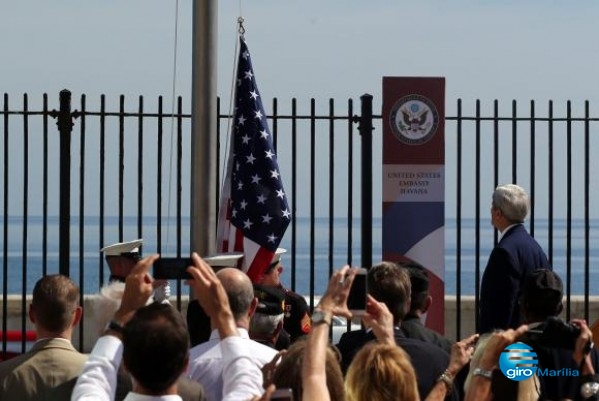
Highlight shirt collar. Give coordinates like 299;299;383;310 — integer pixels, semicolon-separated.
499;223;519;241
208;327;250;341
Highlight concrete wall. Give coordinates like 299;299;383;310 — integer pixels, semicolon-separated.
3;295;599;352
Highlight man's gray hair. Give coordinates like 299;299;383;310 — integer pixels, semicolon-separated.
492;184;529;223
249;312;284;335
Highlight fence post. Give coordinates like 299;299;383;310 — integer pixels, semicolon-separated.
359;94;373;269
53;90;75;277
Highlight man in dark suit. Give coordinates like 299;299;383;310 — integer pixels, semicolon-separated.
479;184;551;333
336;262;458;401
0;275;87;400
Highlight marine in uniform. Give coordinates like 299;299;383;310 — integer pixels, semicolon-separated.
256;248;311;343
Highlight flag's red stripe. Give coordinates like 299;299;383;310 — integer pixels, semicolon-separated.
234;228;244;252
246;247;275;283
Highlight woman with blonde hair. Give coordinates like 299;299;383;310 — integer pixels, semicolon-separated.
345;342;418;401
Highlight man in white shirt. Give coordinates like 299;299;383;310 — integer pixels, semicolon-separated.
72;254;263;401
188;267;278;401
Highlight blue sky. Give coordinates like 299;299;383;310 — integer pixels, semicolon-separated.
3;1;599;104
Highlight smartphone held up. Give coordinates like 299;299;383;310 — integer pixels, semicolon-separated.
346;268;368;316
153;257;193;280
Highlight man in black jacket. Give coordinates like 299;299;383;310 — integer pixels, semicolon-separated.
335;261;458;401
519;269;599;401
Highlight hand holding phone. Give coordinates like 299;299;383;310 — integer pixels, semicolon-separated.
347;268;368;316
153;257;193;280
270;388;294;401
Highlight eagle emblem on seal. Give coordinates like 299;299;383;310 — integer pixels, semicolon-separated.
389;94;439;145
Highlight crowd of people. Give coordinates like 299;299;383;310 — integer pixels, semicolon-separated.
1;183;599;401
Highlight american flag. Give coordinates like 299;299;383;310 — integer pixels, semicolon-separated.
216;36;291;282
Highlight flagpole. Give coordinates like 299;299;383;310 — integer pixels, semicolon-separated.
190;0;218;257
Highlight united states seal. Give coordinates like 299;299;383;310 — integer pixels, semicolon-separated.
389;94;439;145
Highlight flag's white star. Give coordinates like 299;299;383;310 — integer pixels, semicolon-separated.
264;150;274;159
270;170;280;179
243;219;253;229
244;70;254;80
267;233;277;243
276;189;285;199
251;174;261;184
241;134;251;144
237;79;242;87
237;181;243;190
240;200;248;210
262;214;273;224
235;162;240;171
249;90;259;100
260;130;269;139
282;209;291;219
246;153;256;164
242;50;249;60
254;110;263;120
237;115;246;125
231;209;238;218
256;194;267;204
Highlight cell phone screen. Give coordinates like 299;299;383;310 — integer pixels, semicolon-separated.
270;388;294;401
347;269;367;313
153;257;193;280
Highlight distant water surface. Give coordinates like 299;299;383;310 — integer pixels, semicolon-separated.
1;216;598;296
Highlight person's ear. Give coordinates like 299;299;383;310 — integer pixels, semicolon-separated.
555;302;564;316
272;319;284;340
182;354;190;374
28;304;36;324
72;306;83;327
249;297;258;318
422;295;432;314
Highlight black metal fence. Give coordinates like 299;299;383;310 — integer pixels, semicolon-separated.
1;90;599;354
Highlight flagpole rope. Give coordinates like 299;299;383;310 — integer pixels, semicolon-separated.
220;18;243;193
165;0;180;255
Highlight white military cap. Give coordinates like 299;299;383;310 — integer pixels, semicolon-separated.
100;239;143;256
271;248;287;264
203;252;244;268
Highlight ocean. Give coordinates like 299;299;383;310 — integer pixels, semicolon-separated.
1;215;598;296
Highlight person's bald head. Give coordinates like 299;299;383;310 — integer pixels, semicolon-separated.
216;268;255;321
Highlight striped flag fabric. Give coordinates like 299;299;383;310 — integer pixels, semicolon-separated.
216;35;291;282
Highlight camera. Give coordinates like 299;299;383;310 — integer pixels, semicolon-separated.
521;316;581;350
153;257;193;280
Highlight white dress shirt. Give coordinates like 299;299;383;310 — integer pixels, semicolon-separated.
71;335;183;401
188;328;276;401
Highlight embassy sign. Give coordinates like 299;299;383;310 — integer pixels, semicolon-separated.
382;77;445;335
499;342;580;381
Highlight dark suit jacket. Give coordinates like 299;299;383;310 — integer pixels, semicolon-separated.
401;315;453;354
0;338;88;401
479;224;551;333
336;328;457;401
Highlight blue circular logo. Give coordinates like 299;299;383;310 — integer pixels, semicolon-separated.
499;342;538;381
